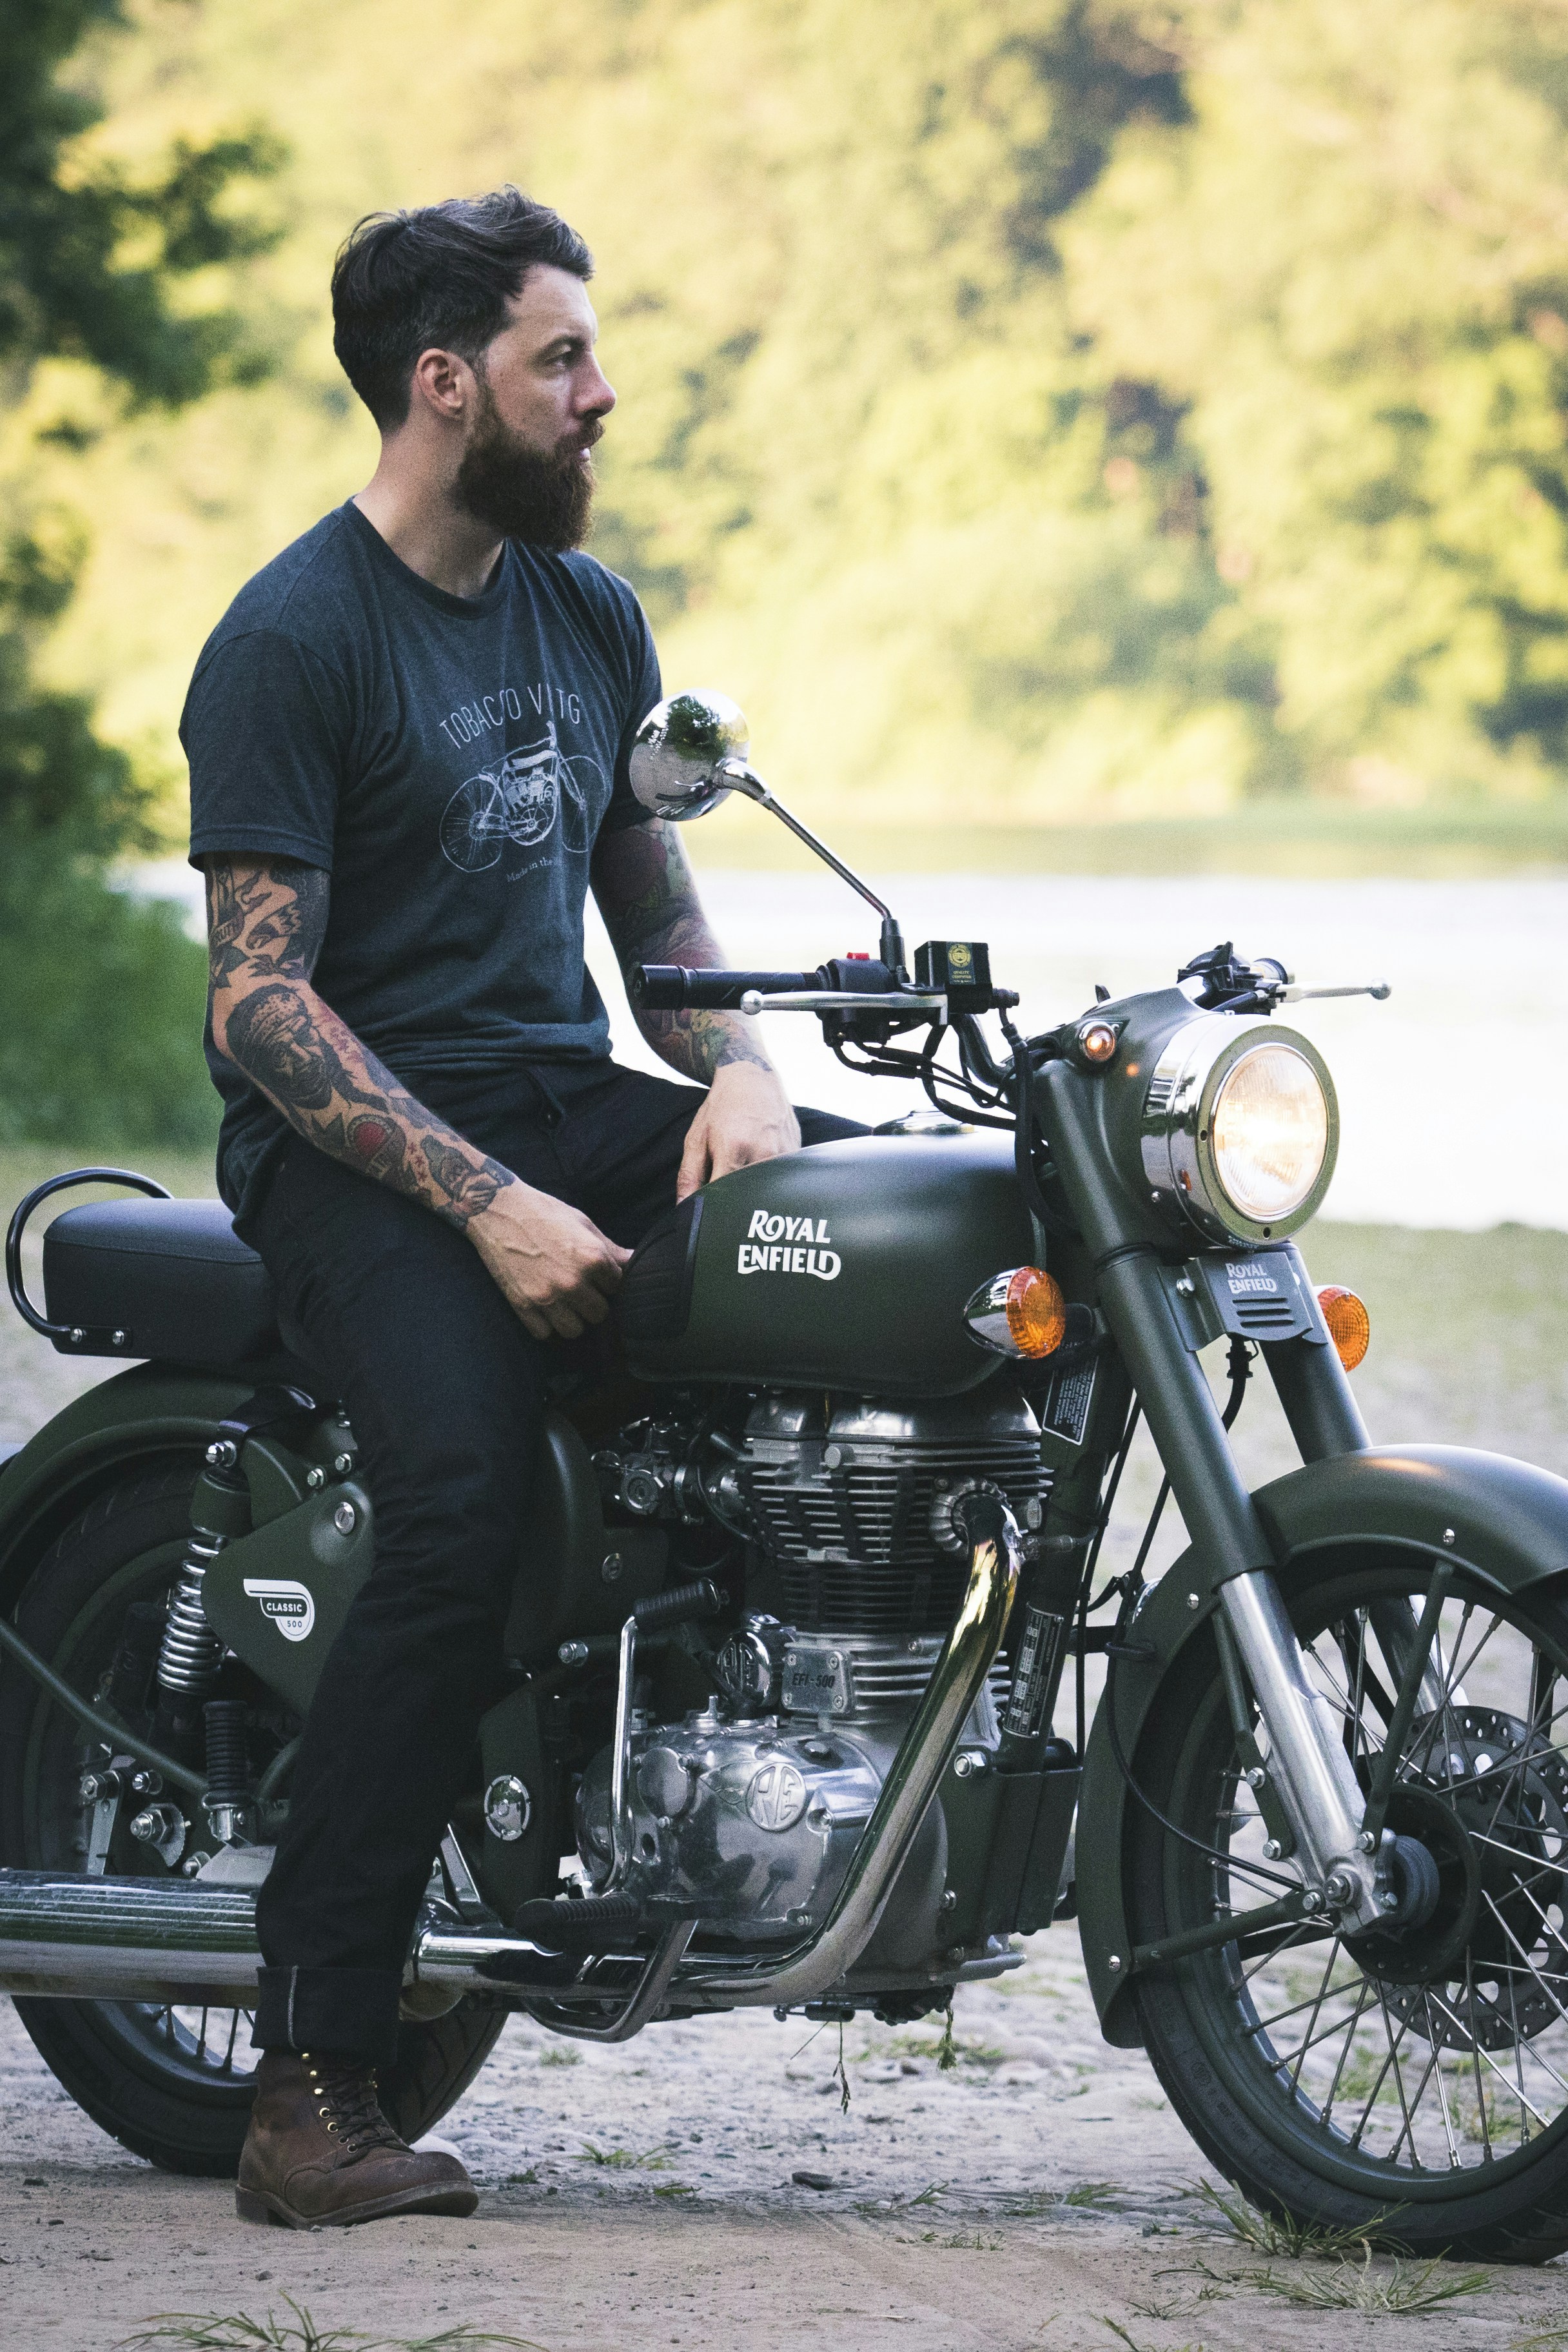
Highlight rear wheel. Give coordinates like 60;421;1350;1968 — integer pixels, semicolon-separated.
0;1467;505;2175
1126;1554;1568;2262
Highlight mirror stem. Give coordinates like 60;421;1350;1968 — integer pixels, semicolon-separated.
723;764;906;976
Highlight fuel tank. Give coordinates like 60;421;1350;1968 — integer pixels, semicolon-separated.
618;1132;1034;1398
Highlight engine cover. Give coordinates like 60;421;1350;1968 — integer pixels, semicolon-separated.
574;1663;997;1965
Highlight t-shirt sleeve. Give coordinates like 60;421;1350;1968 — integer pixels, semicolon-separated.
597;593;663;836
183;629;352;871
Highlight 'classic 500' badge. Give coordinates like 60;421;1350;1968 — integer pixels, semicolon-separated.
736;1210;841;1281
242;1578;316;1643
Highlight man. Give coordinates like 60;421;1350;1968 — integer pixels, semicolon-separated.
184;188;858;2228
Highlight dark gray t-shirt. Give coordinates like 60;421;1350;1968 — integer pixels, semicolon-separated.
183;502;660;1218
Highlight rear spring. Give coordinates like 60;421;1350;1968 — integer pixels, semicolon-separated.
155;1534;228;1700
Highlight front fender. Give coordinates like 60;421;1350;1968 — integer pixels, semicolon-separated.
1076;1444;1568;2047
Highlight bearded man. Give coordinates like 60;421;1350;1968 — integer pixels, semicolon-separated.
183;188;858;2228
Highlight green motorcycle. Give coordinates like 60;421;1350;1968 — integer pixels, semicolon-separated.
4;688;1568;2262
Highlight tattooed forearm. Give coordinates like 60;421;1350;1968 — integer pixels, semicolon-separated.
591;818;772;1084
205;855;514;1231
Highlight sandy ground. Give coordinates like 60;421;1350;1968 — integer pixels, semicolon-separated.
6;1943;1568;2352
6;1191;1568;2345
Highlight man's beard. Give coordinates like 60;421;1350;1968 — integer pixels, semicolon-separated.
454;384;597;551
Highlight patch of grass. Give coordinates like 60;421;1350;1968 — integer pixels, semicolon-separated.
577;2141;674;2170
1195;2180;1406;2258
1006;2179;1122;2219
881;2030;1006;2072
537;2045;581;2068
1097;2322;1206;2352
854;2180;947;2215
651;2182;696;2199
120;2302;545;2351
1250;2246;1491;2315
897;2228;1003;2251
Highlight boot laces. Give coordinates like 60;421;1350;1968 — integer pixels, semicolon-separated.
303;2055;406;2157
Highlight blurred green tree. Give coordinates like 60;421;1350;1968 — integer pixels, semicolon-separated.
0;0;283;1147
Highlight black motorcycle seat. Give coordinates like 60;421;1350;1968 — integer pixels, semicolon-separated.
42;1197;286;1369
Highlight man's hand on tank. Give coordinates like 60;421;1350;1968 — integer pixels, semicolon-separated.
467;1182;631;1340
677;1062;801;1202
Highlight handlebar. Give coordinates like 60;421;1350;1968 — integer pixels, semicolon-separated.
630;966;819;1012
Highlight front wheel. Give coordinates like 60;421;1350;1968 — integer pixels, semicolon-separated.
1122;1554;1568;2262
1;1467;506;2175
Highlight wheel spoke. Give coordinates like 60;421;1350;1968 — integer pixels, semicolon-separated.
1319;1972;1373;2128
1426;1985;1555;2128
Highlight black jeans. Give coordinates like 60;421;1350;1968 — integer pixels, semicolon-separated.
246;1059;861;2063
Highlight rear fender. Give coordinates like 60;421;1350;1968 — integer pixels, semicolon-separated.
0;1365;262;1609
1076;1445;1568;2047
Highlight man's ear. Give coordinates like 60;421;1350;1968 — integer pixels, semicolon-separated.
407;345;472;426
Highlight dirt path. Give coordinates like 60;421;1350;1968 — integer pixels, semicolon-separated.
4;1942;1565;2352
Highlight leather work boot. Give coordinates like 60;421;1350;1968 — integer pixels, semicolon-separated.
236;2050;478;2227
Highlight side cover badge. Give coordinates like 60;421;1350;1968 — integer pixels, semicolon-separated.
242;1578;317;1643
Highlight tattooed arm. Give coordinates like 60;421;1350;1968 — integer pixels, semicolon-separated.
591;819;799;1200
205;855;628;1338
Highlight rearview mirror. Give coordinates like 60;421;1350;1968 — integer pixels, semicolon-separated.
628;690;750;821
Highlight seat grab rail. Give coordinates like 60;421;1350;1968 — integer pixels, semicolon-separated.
5;1168;172;1342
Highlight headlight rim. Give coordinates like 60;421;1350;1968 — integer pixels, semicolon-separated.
1140;1015;1339;1246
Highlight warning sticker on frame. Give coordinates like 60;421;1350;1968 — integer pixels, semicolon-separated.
1039;1359;1097;1448
1003;1605;1066;1742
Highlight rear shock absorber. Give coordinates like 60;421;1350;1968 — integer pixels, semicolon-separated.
154;1439;254;1745
202;1697;254;1845
153;1386;317;1748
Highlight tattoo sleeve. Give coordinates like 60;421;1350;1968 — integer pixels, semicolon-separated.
590;819;772;1084
204;856;512;1231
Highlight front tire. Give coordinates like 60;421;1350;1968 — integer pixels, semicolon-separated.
1122;1554;1568;2262
1;1467;505;2175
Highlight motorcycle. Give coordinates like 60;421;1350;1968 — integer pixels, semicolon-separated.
3;687;1568;2260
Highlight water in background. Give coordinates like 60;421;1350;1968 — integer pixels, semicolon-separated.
134;861;1567;1233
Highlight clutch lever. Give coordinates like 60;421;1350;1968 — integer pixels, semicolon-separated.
1273;979;1391;1004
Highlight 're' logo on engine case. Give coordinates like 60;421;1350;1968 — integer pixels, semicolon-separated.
736;1209;841;1281
745;1757;808;1831
242;1578;317;1643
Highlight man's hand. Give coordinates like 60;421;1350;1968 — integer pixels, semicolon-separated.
467;1181;631;1340
678;1061;801;1202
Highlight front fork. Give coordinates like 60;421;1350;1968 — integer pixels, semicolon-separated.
1097;1246;1387;1932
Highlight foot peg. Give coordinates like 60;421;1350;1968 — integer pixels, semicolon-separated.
513;1892;647;1949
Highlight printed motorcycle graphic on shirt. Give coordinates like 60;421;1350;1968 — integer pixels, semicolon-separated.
439;723;603;874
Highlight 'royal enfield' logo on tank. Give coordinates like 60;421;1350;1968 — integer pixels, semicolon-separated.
242;1578;316;1643
736;1210;841;1281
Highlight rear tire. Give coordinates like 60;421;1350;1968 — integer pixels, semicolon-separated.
1;1466;505;2175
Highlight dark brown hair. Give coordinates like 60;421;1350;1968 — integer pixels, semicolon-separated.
331;187;593;427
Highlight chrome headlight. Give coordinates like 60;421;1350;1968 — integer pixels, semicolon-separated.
1141;1017;1338;1245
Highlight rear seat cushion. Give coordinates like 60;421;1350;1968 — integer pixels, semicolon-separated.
42;1198;281;1367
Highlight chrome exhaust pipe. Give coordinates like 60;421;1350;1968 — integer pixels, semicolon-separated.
3;1498;1019;2022
0;1869;263;2004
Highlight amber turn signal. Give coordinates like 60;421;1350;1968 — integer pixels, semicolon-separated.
963;1264;1068;1360
1317;1284;1370;1371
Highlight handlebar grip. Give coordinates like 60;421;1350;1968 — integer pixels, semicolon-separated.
631;965;818;1012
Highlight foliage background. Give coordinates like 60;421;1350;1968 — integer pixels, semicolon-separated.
24;0;1568;833
8;0;1568;1142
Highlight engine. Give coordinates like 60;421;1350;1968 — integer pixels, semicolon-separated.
578;1380;1048;1967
